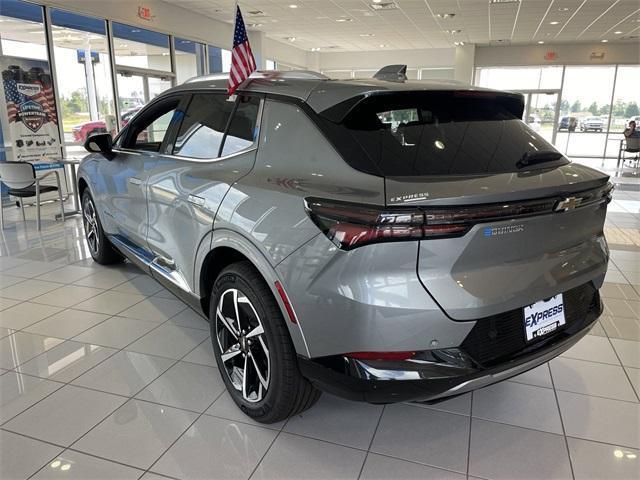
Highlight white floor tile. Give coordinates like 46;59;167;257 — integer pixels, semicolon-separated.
601;314;640;341
0;302;63;330
135;361;225;412
24;309;109;339
118;297;187;322
611;338;640;368
250;432;365;480
73;268;139;289
125;324;209;360
508;363;553;388
31;449;144;479
469;419;572;480
73;316;160;349
0;274;26;289
3;260;62;278
568;437;640;480
111;276;164;296
72;350;174;396
371;404;470;473
0;371;63;424
0;332;65;370
0;430;62;479
31;285;105;309
35;264;96;284
15;341;117;383
73;291;145;316
550;357;638;402
473;381;564;434
152;414;277;479
181;338;216;367
0;279;64;301
361;453;466;480
558;391;640;448
284;393;384;449
73;399;198;470
0;297;20;311
3;384;125;446
561;334;621;365
165;307;209;330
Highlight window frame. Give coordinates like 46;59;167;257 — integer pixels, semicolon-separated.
163;90;264;163
114;93;188;153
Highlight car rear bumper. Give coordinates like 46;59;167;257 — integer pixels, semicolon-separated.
299;286;602;404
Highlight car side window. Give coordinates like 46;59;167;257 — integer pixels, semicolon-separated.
221;96;260;156
172;93;236;159
122;97;181;152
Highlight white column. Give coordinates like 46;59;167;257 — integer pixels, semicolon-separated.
454;44;476;84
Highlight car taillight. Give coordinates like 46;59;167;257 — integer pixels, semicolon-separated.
304;198;473;250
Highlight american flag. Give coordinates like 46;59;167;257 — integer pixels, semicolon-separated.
3;77;57;125
228;4;256;95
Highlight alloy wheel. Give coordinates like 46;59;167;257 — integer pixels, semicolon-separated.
215;288;270;403
82;196;100;254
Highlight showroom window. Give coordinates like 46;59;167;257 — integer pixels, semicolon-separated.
475;66;563;91
50;9;116;152
112;23;171;72
605;65;640;158
0;0;47;60
207;45;231;73
174;37;206;85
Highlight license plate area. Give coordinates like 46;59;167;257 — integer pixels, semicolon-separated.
523;294;566;342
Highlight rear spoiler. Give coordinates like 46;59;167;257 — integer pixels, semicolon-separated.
319;90;525;124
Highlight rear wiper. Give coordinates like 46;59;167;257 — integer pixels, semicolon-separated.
516;150;564;169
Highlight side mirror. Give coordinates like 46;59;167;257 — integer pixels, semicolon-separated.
84;133;115;159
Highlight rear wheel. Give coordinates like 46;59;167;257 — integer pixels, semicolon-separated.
81;190;124;265
210;261;320;423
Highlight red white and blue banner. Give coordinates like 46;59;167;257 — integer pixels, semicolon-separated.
1;56;61;163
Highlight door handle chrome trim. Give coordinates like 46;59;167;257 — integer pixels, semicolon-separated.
128;177;142;185
154;255;175;269
187;194;205;206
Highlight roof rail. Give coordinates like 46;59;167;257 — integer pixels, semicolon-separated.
373;65;407;82
185;70;328;84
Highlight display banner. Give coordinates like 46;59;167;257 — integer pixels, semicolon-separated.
1;56;62;162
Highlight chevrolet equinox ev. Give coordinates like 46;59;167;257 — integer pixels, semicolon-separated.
78;67;610;423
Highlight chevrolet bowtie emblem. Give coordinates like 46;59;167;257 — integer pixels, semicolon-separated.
555;196;583;211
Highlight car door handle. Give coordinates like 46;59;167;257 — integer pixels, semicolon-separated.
128;177;142;185
154;255;175;269
187;194;205;207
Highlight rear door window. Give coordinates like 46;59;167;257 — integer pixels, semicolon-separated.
339;91;567;176
221;96;260;156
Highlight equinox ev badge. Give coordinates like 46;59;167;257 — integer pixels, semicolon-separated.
483;224;524;237
555;196;583;212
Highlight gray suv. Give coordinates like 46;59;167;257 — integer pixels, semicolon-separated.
79;67;610;423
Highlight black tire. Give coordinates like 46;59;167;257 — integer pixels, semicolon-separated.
210;261;320;423
81;190;124;265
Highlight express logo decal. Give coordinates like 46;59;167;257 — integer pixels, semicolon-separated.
524;303;564;328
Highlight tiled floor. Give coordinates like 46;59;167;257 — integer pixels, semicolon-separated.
1;161;639;479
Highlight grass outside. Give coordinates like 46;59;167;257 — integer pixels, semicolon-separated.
61;113;91;133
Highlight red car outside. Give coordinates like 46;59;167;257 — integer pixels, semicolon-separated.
71;107;141;143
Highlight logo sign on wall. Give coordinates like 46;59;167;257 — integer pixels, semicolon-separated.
1;56;61;162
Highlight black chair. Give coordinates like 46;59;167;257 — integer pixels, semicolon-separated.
0;161;65;231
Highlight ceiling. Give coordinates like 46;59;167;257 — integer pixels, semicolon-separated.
174;0;640;52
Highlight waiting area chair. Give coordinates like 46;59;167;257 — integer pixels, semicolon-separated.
617;137;640;169
0;161;65;231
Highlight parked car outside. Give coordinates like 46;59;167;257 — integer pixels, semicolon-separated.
526;113;542;132
580;116;604;132
72;107;142;143
77;69;610;423
558;116;578;132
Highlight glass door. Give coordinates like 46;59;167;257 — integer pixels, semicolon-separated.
522;91;561;145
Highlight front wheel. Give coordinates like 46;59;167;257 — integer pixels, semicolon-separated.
210;261;320;423
81;190;124;265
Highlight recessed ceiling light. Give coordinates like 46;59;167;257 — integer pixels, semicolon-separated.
372;0;382;3
614;31;623;34
359;33;375;37
453;41;465;46
288;4;298;8
445;29;462;34
538;40;545;44
549;21;560;25
379;44;387;47
311;47;321;51
601;39;608;42
336;17;354;22
285;36;296;42
436;13;456;19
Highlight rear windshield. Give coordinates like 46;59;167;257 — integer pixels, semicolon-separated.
338;91;567;176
